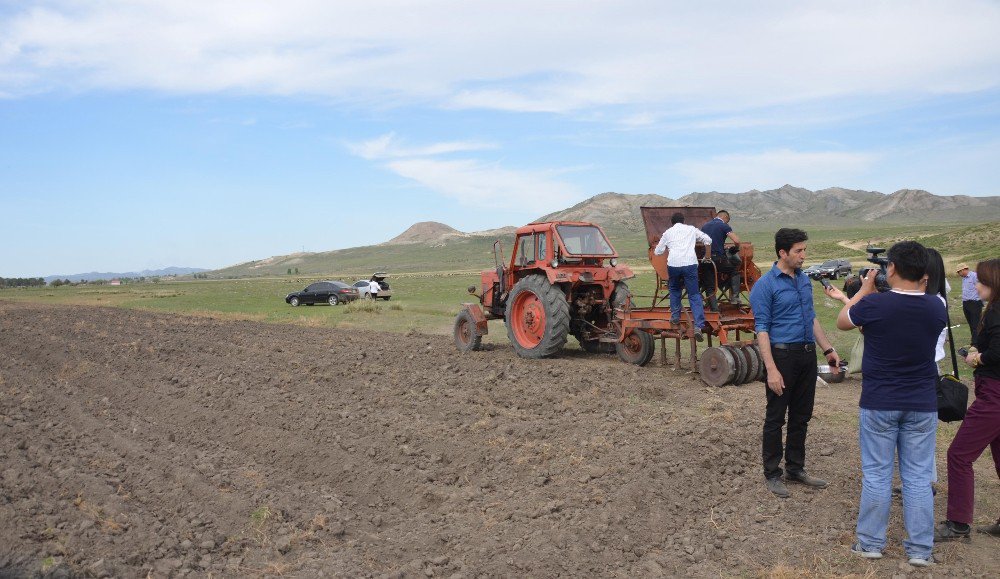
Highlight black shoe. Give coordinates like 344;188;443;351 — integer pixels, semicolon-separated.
934;520;971;541
977;520;1000;537
693;329;704;342
765;477;789;498
785;471;828;489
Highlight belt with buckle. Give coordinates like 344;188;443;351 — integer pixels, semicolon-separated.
772;342;814;352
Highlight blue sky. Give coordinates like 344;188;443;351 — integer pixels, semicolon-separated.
2;1;999;278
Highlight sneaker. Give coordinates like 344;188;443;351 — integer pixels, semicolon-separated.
785;471;828;489
765;477;789;498
693;329;704;342
934;520;971;541
850;542;882;559
976;519;1000;537
907;555;936;567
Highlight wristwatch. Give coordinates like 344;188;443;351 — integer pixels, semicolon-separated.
823;347;835;356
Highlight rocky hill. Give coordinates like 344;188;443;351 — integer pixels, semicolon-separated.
535;192;675;231
210;186;998;277
536;186;1000;230
385;222;462;245
385;221;518;246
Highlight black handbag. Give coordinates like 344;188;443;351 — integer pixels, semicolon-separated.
938;305;969;422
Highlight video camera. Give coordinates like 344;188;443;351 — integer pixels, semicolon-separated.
843;245;891;298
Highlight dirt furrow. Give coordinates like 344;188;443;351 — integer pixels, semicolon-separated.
2;302;997;577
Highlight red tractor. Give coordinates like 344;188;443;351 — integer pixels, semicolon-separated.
453;221;634;358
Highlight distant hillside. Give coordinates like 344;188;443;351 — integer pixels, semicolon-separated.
535;192;676;231
385;221;518;246
210;186;998;278
44;266;207;284
553;186;1000;230
386;222;462;245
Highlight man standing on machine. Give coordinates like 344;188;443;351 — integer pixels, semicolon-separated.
701;209;743;307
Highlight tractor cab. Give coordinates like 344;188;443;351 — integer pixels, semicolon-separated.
509;222;616;270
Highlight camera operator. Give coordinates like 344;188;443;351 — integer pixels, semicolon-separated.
834;241;946;566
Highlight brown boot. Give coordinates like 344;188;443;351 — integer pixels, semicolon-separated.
978;519;1000;537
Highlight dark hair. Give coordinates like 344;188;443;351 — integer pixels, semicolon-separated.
774;228;808;257
976;259;1000;330
887;240;928;282
671;212;685;224
717;210;730;219
924;248;946;299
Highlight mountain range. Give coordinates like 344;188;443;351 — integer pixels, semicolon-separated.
208;185;999;278
44;267;208;284
536;185;1000;231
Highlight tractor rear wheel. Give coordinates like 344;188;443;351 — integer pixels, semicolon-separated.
616;330;654;366
453;310;483;352
505;274;569;358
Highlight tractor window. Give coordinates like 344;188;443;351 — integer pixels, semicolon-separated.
516;235;532;266
556;225;614;256
537;233;547;263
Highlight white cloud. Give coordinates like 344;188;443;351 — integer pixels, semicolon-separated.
347;133;581;210
348;132;496;161
385;158;580;210
1;1;998;116
671;149;878;191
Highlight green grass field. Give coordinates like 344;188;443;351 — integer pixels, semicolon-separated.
6;220;995;364
209;221;989;278
2;263;981;369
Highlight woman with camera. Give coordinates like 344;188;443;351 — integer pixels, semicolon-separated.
937;258;1000;540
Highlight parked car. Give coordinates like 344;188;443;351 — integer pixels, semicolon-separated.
807;259;852;280
285;281;359;306
353;272;393;300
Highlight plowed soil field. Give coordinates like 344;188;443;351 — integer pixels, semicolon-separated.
1;302;996;577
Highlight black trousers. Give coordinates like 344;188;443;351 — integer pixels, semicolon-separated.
763;347;818;479
964;300;983;345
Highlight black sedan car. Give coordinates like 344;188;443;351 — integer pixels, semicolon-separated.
805;259;853;280
285;281;359;306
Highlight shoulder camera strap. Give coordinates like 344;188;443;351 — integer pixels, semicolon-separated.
945;298;960;380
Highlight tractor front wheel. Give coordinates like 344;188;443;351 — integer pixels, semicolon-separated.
453;310;483;352
505;274;569;358
616;330;654;366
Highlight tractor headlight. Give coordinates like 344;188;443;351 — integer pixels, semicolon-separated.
609;258;617;266
551;258;559;268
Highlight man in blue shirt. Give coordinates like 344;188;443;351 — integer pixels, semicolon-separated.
749;228;841;499
834;241;946;567
701;209;743;307
958;263;983;345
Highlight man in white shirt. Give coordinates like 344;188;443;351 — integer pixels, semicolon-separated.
654;212;713;341
368;279;381;300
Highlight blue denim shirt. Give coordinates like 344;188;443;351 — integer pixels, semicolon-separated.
749;262;816;343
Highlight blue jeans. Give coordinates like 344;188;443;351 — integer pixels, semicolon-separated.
667;264;706;328
856;408;937;559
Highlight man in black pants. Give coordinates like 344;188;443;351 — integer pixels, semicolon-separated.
958;263;983;345
701;209;743;308
749;228;842;498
